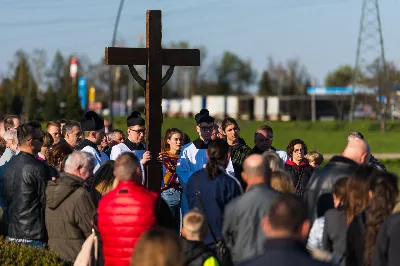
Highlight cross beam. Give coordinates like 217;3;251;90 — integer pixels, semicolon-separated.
105;10;200;193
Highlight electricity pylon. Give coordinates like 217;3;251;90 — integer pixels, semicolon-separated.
349;0;386;131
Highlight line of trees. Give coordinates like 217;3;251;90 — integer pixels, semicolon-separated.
1;41;400;121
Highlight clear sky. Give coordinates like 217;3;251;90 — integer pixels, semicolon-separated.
1;0;399;89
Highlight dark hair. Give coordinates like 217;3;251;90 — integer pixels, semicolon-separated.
90;160;116;195
206;139;230;179
286;139;307;157
364;172;399;266
256;125;273;136
46;143;73;170
268;194;308;234
332;177;348;207
42;132;54;148
46;121;61;130
345;166;378;225
62;120;81;137
17;121;42;145
221;117;239;132
162;128;183;152
4;115;19;131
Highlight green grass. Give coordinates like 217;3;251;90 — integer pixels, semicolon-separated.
113;117;400;154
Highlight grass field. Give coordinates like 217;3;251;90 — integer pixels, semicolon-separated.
113;117;400;154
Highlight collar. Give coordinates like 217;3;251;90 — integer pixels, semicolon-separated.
247;182;270;192
328;155;358;166
124;138;145;150
75;139;100;156
193;138;208;149
264;238;309;254
285;159;310;168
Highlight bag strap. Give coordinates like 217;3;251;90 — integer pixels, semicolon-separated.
194;172;219;245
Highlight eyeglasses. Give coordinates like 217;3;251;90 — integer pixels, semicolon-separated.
200;126;214;132
131;129;146;135
257;137;273;143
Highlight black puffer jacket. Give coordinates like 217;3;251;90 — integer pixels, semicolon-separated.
284;160;314;197
3;151;52;241
304;156;359;223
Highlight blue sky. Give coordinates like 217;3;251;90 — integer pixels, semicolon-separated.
1;0;399;89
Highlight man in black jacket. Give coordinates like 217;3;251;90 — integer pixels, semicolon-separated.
3;121;52;247
304;138;370;223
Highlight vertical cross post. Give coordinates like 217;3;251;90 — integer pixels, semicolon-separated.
145;10;163;192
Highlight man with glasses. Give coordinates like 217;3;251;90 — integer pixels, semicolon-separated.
3;121;52;247
110;111;149;185
75;111;109;173
249;125;288;161
177;109;235;215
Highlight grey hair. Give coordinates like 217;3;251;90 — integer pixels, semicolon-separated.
62;120;81;137
3;130;18;144
347;131;365;142
64;151;95;174
263;151;284;171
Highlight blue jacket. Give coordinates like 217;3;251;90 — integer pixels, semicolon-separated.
184;167;242;245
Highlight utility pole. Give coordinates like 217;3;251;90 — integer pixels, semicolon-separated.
350;0;386;132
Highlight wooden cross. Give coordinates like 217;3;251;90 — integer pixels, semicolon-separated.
105;10;200;193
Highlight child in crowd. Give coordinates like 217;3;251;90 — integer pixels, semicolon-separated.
305;151;324;169
181;210;220;266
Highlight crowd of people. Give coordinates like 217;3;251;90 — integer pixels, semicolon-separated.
0;109;398;266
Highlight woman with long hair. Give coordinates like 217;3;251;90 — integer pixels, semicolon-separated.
348;172;398;266
184;139;242;246
346;169;398;266
130;227;184;266
160;128;183;230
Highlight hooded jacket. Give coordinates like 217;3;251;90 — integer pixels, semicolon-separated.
45;172;96;262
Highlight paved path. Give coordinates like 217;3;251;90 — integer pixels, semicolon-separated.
324;154;400;159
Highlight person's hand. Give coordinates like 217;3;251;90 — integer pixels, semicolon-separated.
157;152;163;162
141;151;151;165
52;177;57;181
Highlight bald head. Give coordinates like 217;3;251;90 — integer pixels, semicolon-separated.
342;138;371;165
242;154;271;187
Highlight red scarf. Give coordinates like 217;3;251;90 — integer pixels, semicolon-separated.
161;151;181;191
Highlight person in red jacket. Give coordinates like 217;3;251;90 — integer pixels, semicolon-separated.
97;152;175;266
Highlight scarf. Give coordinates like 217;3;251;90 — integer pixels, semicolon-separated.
161;151;180;191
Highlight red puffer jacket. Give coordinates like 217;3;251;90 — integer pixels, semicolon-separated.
98;181;158;266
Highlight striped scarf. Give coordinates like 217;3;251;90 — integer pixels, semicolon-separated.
161;151;181;191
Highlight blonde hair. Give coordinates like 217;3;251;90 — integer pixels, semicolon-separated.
270;170;295;193
131;227;184;266
263;151;284;171
183;209;207;239
305;151;324;165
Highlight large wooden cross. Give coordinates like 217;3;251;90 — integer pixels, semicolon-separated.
105;10;200;193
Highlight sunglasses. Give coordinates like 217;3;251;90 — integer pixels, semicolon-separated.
32;136;44;142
